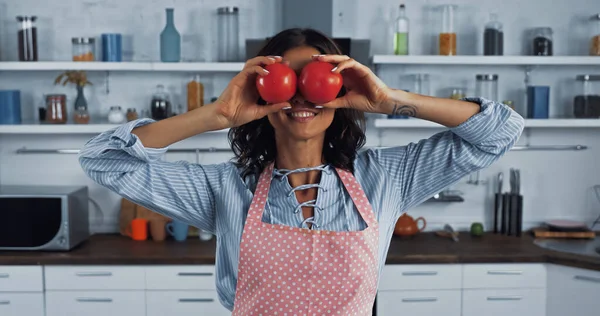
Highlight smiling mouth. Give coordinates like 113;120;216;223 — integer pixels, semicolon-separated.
286;109;320;122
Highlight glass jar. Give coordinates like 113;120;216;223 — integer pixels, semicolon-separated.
126;108;138;121
573;75;600;118
73;106;90;124
412;74;431;95
590;14;600;56
16;16;38;61
217;7;239;62
108;106;126;124
476;74;499;101
483;13;503;56
45;94;67;124
150;84;172;120
439;5;457;55
72;37;95;61
187;74;204;112
450;87;466;100
532;27;553;56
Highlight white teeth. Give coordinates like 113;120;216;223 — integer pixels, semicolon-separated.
290;111;315;118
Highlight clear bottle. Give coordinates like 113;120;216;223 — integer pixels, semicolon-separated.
439;5;457;55
476;74;499;101
590;14;600;56
217;7;239;62
160;8;181;62
187;74;204;112
393;4;409;55
483;13;503;56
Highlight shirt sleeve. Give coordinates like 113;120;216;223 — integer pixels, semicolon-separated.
78;118;228;234
369;97;525;214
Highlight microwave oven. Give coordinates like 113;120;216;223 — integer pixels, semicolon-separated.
0;185;90;251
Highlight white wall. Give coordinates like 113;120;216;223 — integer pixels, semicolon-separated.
1;0;599;234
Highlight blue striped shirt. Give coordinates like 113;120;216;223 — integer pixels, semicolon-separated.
79;97;524;311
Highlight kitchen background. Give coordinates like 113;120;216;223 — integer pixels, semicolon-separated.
0;0;599;234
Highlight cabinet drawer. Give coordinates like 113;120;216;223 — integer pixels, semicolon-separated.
145;265;216;290
462;289;546;316
45;265;145;290
378;264;462;290
45;290;145;316
0;266;43;292
0;293;44;316
377;290;461;316
463;263;546;289
146;291;230;316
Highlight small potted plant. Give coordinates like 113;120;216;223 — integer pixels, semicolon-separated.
54;70;92;124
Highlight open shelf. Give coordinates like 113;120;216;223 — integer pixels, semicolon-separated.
0;123;230;134
371;55;600;66
0;61;245;72
374;118;600;129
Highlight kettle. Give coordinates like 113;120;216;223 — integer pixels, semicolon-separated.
394;213;427;236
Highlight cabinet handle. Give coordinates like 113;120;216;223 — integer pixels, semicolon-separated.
0;273;9;278
574;275;600;283
178;298;214;303
0;300;10;305
487;270;523;275
76;298;113;303
401;297;438;303
487;296;523;301
401;271;438;276
75;272;113;277
177;272;213;277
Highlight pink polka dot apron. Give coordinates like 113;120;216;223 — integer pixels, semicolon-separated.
232;163;379;316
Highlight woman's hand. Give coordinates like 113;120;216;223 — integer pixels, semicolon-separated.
313;55;391;114
213;56;290;128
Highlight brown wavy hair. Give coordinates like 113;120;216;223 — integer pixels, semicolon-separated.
228;28;366;180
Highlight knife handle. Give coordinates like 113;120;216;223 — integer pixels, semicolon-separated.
493;193;501;234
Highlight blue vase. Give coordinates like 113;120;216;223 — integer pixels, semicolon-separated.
160;8;181;62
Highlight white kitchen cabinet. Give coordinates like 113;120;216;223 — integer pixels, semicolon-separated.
377;290;461;316
0;265;43;292
146;290;231;316
546;264;600;316
45;290;146;316
44;265;146;290
462;263;546;289
462;288;546;316
145;265;216;290
378;264;462;291
0;293;45;316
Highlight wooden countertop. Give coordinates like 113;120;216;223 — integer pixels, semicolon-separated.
0;233;598;271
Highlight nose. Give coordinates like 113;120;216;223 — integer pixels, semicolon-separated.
290;93;308;106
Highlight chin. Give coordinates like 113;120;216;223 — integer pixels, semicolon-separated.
268;107;335;141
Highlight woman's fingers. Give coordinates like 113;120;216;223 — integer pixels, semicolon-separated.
331;59;372;76
256;102;291;117
312;54;351;63
245;55;282;67
242;65;270;77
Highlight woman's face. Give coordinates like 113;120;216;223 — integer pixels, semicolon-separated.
267;46;336;141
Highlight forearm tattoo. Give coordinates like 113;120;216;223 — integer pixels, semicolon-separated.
391;104;418;117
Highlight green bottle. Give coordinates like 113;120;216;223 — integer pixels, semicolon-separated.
394;4;409;55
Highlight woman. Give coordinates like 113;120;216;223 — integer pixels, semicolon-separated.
79;28;524;315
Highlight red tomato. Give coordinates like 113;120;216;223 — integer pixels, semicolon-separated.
298;61;343;104
255;63;297;103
